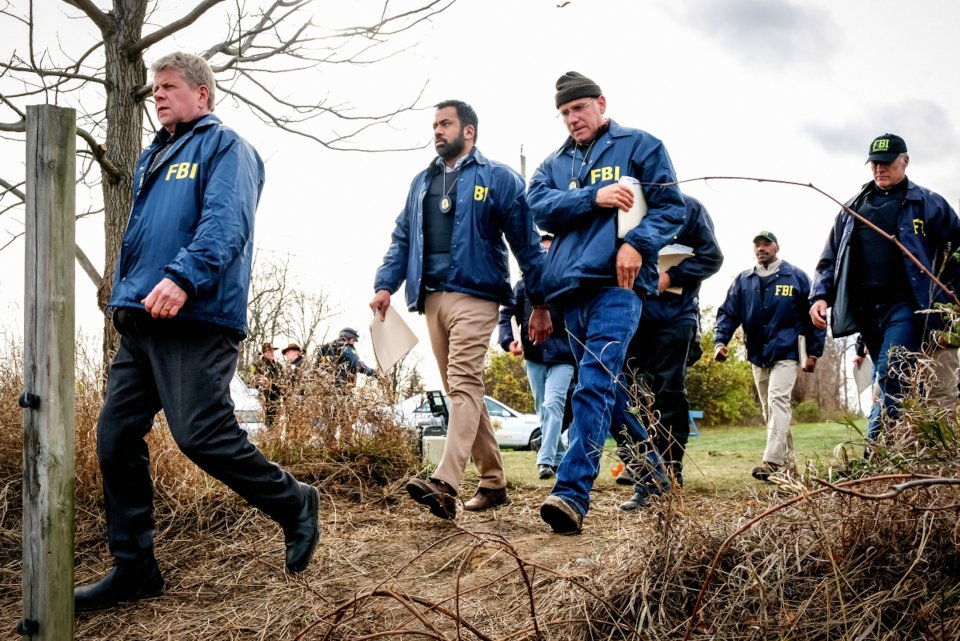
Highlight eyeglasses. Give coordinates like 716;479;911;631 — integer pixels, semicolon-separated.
557;98;596;120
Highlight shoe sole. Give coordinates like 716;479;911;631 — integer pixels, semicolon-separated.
287;485;320;573
75;587;164;613
540;499;582;535
407;479;456;519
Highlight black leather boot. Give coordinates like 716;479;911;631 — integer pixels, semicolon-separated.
74;554;164;612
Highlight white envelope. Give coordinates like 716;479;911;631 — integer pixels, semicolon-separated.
658;244;694;295
369;306;419;374
853;354;874;395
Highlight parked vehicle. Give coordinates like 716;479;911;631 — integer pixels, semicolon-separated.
398;391;542;450
230;373;266;434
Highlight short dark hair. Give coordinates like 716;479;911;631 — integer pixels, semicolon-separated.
435;100;478;142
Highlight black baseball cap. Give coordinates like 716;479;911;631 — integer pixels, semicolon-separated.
753;231;778;243
866;133;907;163
339;327;360;340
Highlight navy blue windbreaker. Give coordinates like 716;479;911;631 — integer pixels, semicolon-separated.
715;260;825;368
527;120;685;300
642;194;724;325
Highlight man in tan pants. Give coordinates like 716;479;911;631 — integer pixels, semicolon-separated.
714;232;825;481
371;100;550;519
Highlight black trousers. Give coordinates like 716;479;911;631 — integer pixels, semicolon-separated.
616;317;696;466
98;312;305;560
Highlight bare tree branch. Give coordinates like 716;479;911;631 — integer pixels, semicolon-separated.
60;0;111;33
0;177;25;200
75;242;101;285
133;0;226;54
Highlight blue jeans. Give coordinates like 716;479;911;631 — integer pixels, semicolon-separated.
857;301;922;441
526;360;575;467
552;287;665;517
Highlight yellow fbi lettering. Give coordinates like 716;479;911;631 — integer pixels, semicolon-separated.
913;218;925;235
774;284;794;297
474;185;489;201
165;162;199;181
589;165;621;184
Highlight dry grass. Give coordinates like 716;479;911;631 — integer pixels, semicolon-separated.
3;342;960;639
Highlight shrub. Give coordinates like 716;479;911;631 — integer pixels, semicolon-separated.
793;399;822;423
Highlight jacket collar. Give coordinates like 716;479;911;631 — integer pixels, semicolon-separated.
150;113;221;148
425;147;487;175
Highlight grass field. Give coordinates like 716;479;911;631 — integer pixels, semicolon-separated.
492;419;868;497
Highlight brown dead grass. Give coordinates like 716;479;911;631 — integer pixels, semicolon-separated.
3;342;960;639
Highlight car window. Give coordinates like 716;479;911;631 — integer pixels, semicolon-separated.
484;397;513;418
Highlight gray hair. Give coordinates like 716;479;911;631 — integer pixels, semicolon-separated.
151;52;215;111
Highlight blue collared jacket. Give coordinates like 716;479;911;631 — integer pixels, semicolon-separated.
373;148;545;311
109;114;264;335
527;120;685;300
715;260;825;369
810;178;960;337
642;194;724;325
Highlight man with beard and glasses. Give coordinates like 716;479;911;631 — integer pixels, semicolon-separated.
527;72;685;534
371;100;551;521
715;232;824;482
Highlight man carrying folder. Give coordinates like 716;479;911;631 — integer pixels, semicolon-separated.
370;100;550;520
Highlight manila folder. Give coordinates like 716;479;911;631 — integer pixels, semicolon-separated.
370;306;419;374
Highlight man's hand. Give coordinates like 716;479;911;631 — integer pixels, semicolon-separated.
803;355;817;373
714;344;729;362
616;243;642;289
658;271;671;294
370;290;391;321
852;354;864;369
529;307;553;345
508;340;523;356
596;183;635;211
810;299;828;330
142;277;188;319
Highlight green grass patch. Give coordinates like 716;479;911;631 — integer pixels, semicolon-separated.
492;420;868;497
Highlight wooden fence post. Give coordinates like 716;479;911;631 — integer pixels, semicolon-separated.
19;105;76;640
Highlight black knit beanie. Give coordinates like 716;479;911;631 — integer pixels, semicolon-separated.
555;71;602;109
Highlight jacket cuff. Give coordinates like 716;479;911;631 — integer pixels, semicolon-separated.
163;268;196;297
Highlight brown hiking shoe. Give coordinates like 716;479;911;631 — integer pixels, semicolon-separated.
539;495;583;534
463;486;508;512
406;477;457;520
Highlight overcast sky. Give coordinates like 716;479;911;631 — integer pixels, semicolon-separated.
2;0;958;393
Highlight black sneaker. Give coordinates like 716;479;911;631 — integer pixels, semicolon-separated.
538;464;556;480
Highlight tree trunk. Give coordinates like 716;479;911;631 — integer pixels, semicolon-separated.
99;0;148;368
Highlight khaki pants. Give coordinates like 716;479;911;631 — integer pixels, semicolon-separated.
926;346;959;407
424;292;504;491
752;360;798;468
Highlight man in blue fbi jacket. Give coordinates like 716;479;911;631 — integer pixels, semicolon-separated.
528;71;685;534
75;52;318;612
715;232;825;481
371;100;551;520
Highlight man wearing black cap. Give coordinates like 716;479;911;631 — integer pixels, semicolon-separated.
371;100;550;520
527;71;685;533
318;327;378;387
715;232;824;481
811;133;960;440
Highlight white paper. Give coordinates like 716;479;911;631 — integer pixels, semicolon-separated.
510;316;521;345
798;335;808;366
658;244;694;295
617;176;648;239
853;354;874;395
369;306;419;374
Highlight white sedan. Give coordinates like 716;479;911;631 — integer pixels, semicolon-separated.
400;393;543;450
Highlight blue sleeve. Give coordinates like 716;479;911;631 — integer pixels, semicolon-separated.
496;168;547;303
373;179;417;294
498;281;523;352
715;276;744;346
668;198;724;287
528;156;601;234
165;133;261;296
811;208;850;304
